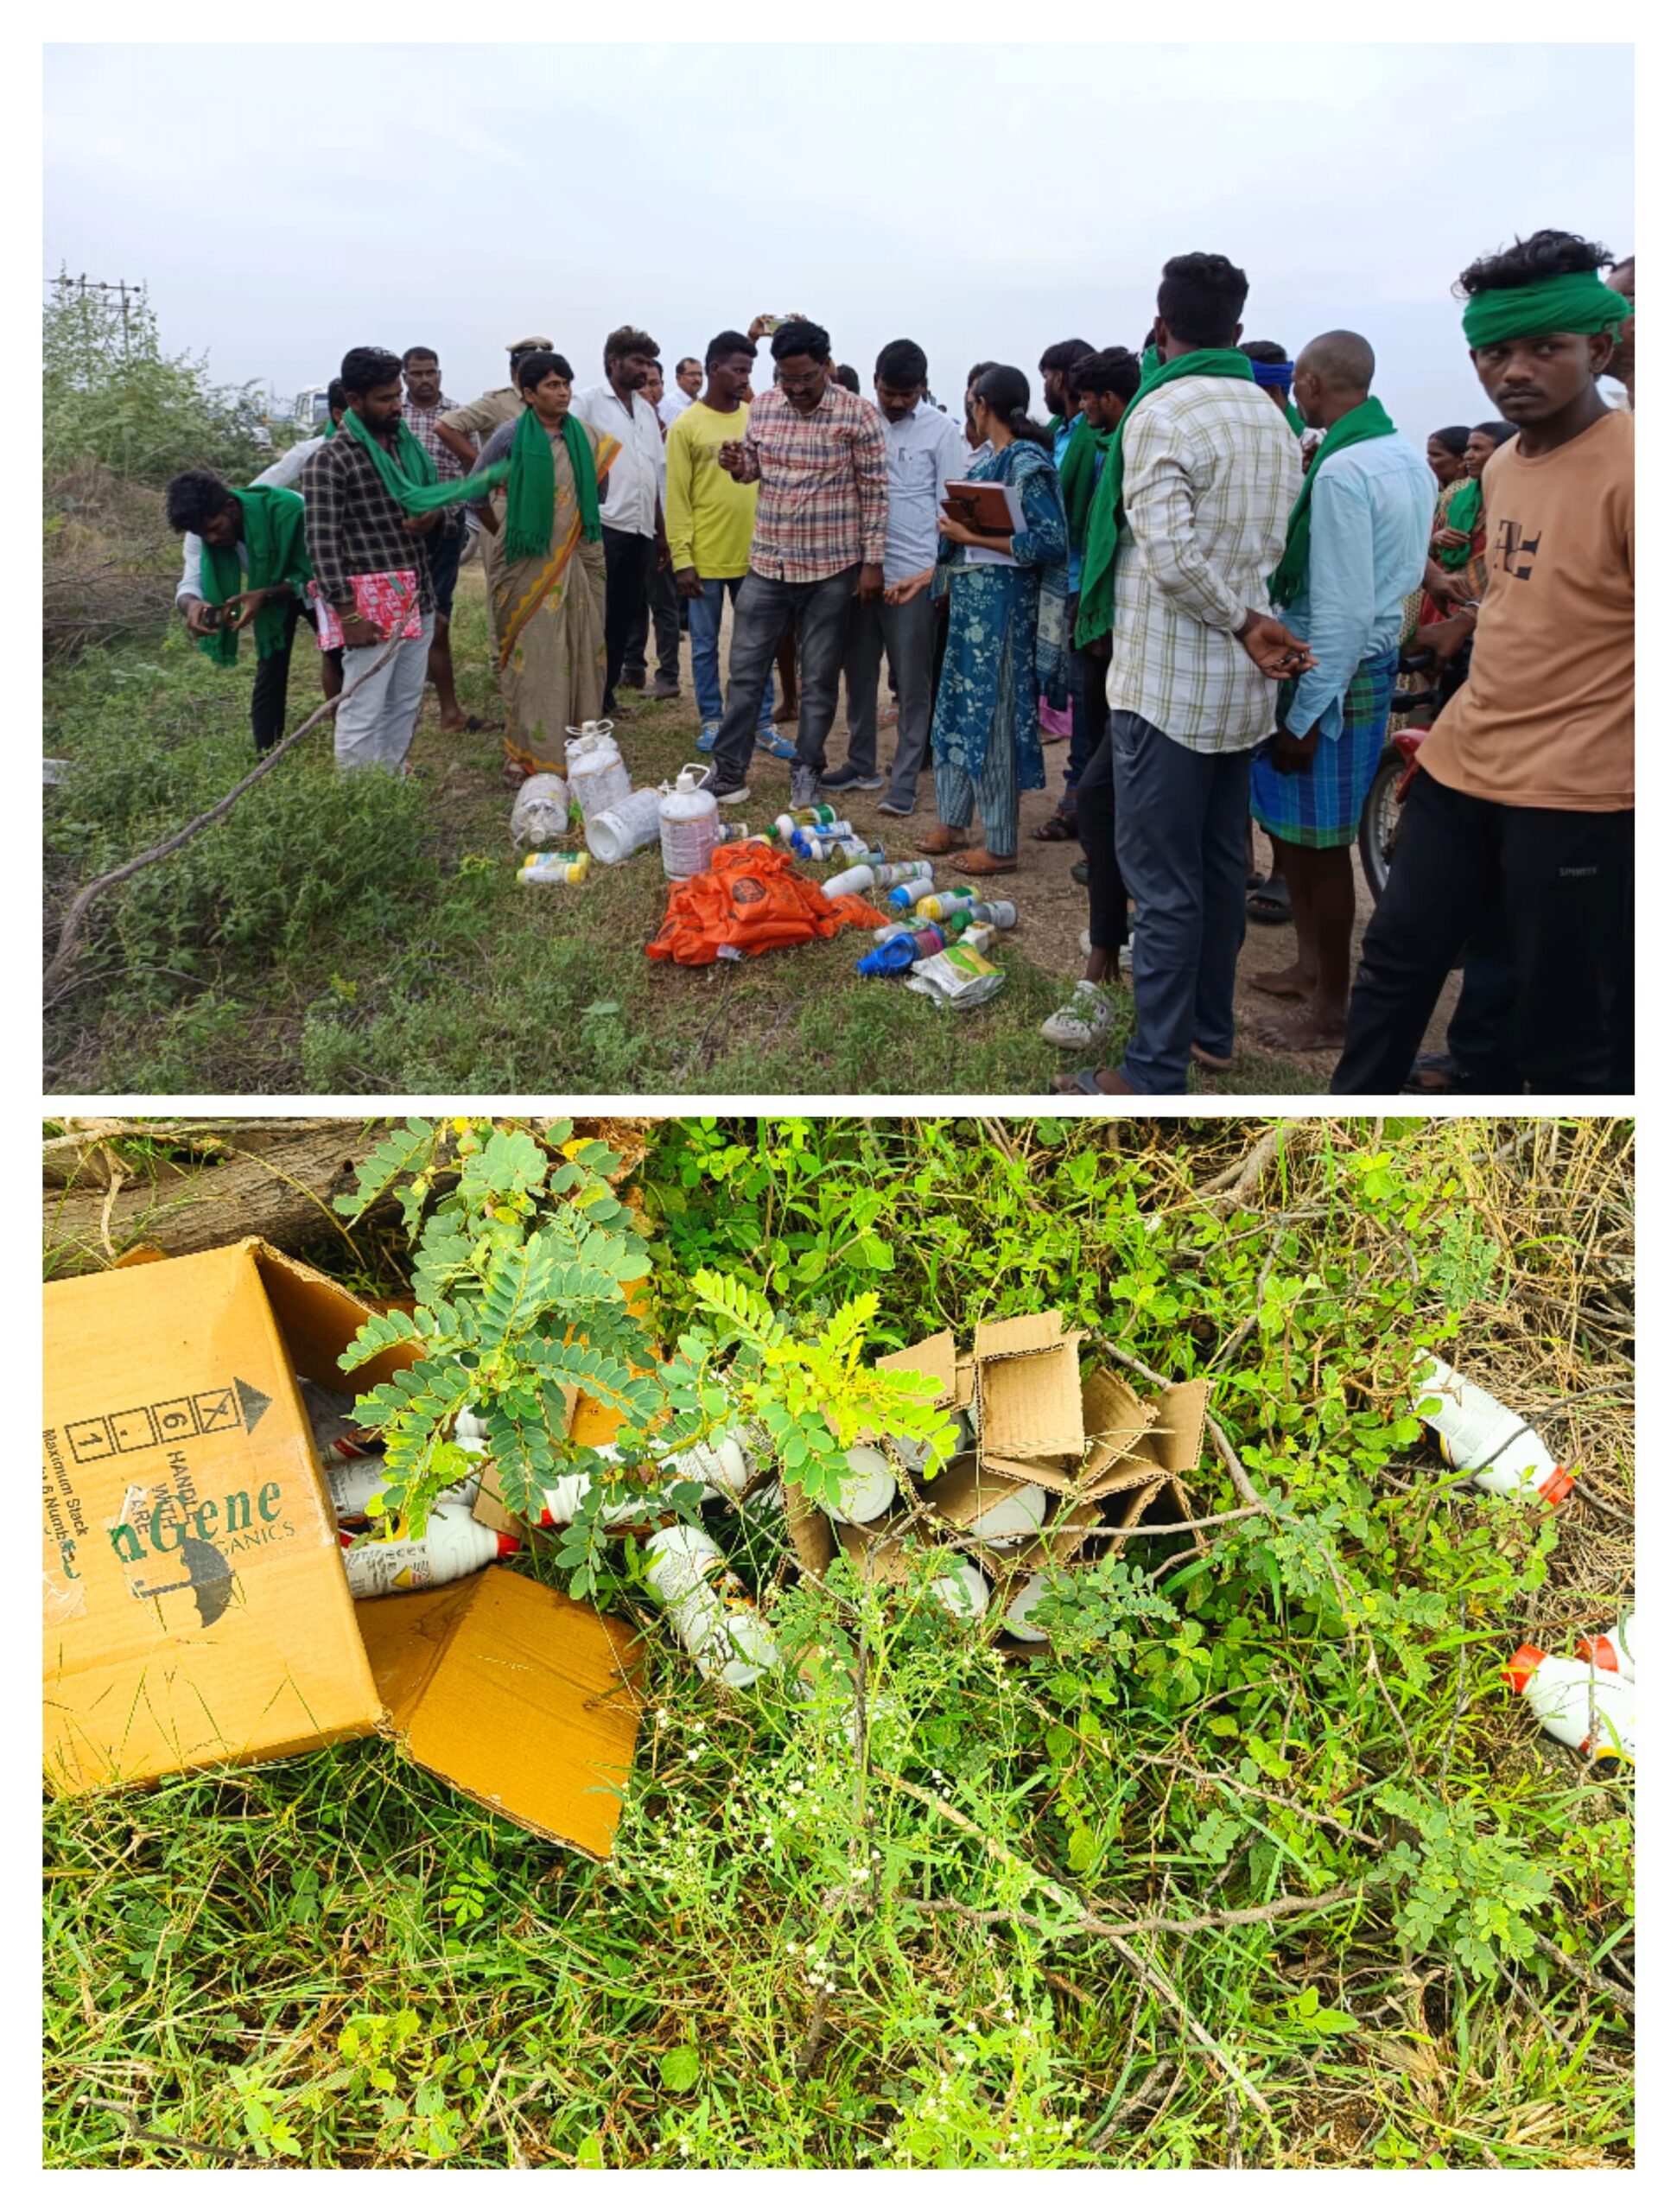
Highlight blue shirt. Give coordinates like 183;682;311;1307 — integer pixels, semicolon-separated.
1054;416;1082;593
881;400;971;586
1280;435;1435;741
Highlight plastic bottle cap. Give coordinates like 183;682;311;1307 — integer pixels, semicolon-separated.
495;1531;522;1555
1574;1633;1619;1671
1538;1467;1575;1504
1502;1643;1548;1694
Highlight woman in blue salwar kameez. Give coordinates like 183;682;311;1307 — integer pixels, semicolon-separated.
915;365;1070;876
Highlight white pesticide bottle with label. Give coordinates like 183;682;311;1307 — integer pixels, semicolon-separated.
564;722;632;823
929;1560;990;1621
1503;1644;1636;1761
644;1524;782;1687
340;1499;520;1598
832;1444;897;1526
1413;1354;1574;1503
1576;1612;1637;1681
658;764;721;880
661;1429;754;1497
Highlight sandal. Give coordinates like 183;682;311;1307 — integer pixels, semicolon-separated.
1051;1069;1106;1095
912;825;969;856
1031;809;1079;844
953;849;1018;876
1247;871;1292;925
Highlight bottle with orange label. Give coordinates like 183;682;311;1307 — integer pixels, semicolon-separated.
1502;1644;1636;1762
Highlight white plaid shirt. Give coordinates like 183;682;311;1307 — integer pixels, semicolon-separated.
402;393;464;480
1106;376;1300;752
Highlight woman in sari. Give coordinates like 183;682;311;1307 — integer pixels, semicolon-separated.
469;350;619;780
915;365;1069;876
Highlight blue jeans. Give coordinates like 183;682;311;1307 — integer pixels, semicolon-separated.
689;574;774;728
1111;711;1255;1093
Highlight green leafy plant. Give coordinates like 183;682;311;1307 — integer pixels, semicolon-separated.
1376;1783;1556;1977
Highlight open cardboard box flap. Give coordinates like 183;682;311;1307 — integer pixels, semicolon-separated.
44;1239;640;1855
874;1330;960;1408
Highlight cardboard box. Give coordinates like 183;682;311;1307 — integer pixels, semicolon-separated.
43;1241;641;1855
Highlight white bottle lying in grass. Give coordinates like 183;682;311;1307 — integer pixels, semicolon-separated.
969;1483;1046;1548
534;1431;754;1529
1003;1572;1051;1643
1576;1611;1637;1681
833;1445;897;1526
1412;1354;1574;1503
340;1498;520;1598
929;1560;989;1622
1502;1644;1636;1763
644;1524;782;1687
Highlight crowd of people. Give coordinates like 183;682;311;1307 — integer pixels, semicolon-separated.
162;229;1633;1096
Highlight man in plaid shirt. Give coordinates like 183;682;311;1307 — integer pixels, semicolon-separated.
301;346;439;772
401;346;469;734
1071;254;1310;1096
705;319;888;807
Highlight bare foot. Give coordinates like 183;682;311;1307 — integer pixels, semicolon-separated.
774;696;799;724
1252;1006;1347;1052
1251;962;1315;1001
439;712;467;734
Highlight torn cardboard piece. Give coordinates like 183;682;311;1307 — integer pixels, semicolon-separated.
43;1239;641;1856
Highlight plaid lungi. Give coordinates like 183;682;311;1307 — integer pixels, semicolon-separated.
1249;647;1399;849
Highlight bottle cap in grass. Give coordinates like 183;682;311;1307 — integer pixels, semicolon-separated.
1502;1643;1548;1695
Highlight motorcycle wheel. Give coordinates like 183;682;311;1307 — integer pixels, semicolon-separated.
1359;745;1407;906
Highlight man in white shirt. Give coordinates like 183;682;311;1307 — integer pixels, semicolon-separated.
574;326;670;716
828;339;968;810
661;357;702;427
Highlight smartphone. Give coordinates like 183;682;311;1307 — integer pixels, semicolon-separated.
760;315;786;334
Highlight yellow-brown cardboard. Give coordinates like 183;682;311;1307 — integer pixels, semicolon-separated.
874;1330;959;1407
44;1241;644;1857
355;1568;642;1859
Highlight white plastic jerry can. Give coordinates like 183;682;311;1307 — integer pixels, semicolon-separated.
1413;1354;1573;1503
658;763;721;880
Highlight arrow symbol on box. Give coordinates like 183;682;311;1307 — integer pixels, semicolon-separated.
234;1377;273;1433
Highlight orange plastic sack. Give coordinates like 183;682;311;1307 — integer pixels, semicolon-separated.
647;842;889;967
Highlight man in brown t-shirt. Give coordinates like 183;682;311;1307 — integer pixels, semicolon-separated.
1334;229;1634;1095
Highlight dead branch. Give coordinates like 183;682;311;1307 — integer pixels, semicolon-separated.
1197;1122;1293;1214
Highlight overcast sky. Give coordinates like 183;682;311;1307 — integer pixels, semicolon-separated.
43;41;1632;442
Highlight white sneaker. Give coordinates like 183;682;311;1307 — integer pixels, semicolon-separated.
1041;982;1115;1052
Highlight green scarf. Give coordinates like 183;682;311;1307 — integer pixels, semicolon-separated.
1461;268;1632;349
198;484;313;666
1268;394;1398;608
1058;414;1111;555
340;404;506;515
1436;474;1483;572
1074;347;1255;651
502;406;603;563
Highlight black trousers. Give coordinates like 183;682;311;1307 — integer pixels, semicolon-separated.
250;595;304;754
601;526;653;710
1332;766;1633;1096
1072;689;1131;952
626;553;681;685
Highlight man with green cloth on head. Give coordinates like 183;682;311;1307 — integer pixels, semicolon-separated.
1335;228;1635;1096
1243;330;1433;1058
301;346;509;772
1053;251;1312;1098
167;466;315;755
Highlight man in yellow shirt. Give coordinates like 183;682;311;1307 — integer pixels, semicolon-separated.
664;328;794;756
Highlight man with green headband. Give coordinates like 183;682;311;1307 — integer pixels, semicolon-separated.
1335;229;1634;1096
1246;329;1433;1058
301;345;503;772
1054;251;1310;1099
168;466;314;755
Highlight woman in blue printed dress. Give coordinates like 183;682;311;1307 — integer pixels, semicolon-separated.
915;365;1070;876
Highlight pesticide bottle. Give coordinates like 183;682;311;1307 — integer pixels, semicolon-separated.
891;1407;970;1473
789;823;856;859
644;1524;782;1687
1413;1355;1573;1503
586;788;663;865
929;1560;990;1622
889;878;964;912
774;805;839;841
1502;1646;1636;1762
873;861;934;892
660;1429;754;1497
968;899;1018;929
340;1499;519;1598
1003;1572;1051;1643
713;822;758;844
1575;1612;1637;1681
518;850;591;888
563;723;632;823
959;925;997;955
824;864;880;901
833;1444;897;1526
658;764;721;880
914;888;979;922
969;1483;1047;1547
823;836;886;866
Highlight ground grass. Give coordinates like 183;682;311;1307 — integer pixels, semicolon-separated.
43;1116;1634;2170
43;581;1319;1096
